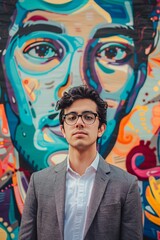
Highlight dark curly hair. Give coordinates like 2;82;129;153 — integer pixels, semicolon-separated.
56;85;107;127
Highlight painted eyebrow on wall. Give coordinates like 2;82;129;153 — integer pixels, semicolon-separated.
15;24;65;38
93;26;136;40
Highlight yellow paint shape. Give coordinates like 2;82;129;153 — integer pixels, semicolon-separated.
10;233;15;239
145;211;160;226
23;38;51;49
153;86;159;92
22;78;39;102
0;228;7;240
146;186;160;216
58;75;71;98
43;132;54;142
43;0;72;4
149;176;160;204
140;118;145;121
137;105;148;111
100;36;133;45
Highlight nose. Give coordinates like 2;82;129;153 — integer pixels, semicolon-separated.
57;37;85;98
70;37;84;86
57;50;85;99
75;115;85;127
71;51;85;85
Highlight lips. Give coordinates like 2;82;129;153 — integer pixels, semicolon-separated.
73;131;88;136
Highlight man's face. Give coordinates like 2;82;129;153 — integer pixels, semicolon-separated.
61;98;105;151
2;0;147;167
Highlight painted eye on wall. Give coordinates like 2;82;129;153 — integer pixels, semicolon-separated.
96;42;133;65
23;40;64;64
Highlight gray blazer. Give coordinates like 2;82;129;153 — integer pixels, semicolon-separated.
19;155;143;240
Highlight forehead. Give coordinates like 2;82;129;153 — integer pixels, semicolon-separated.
64;99;97;113
17;0;133;26
14;0;134;43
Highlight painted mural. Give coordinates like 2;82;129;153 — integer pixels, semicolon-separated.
0;0;160;239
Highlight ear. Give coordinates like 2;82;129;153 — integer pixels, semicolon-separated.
98;123;106;138
60;124;66;138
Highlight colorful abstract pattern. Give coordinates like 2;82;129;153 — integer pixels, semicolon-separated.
0;0;160;239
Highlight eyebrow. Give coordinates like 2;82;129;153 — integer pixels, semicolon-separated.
93;26;136;40
65;111;97;115
14;23;135;41
15;23;65;38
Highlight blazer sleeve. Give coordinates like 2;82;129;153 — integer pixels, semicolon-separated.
18;173;37;240
120;176;143;240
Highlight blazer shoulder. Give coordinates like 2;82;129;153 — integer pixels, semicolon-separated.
99;155;137;182
34;159;67;175
30;159;67;184
108;163;137;184
28;160;67;195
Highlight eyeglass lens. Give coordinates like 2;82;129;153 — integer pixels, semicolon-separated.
64;112;97;125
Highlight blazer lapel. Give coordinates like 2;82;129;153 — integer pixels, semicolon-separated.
54;159;67;240
84;156;110;237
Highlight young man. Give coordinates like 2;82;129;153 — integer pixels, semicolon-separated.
19;85;143;240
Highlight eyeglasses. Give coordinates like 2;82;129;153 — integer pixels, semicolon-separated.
62;111;99;125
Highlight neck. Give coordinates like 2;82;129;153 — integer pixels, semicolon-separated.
68;146;97;175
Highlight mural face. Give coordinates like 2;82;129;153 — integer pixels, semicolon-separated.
2;0;148;169
0;0;160;239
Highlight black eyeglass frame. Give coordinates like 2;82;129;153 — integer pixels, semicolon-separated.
62;111;99;125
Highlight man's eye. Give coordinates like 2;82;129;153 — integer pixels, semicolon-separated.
96;43;132;64
23;40;64;64
84;114;94;120
67;115;77;121
25;43;56;58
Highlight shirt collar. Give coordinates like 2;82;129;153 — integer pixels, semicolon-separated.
67;152;99;173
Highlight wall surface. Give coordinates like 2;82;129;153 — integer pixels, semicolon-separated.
0;0;160;239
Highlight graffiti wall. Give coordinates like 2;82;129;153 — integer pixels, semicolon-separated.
0;0;159;239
